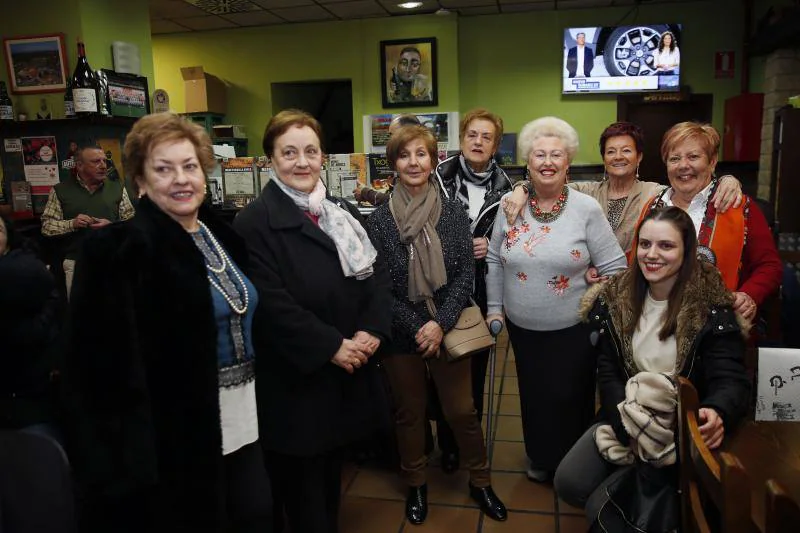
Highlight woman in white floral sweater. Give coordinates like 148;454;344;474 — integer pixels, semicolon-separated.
485;116;627;482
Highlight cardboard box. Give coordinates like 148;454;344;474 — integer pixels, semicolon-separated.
180;66;227;114
213;124;247;139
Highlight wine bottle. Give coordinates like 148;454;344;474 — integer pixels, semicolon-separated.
64;78;75;118
71;40;99;115
0;81;14;121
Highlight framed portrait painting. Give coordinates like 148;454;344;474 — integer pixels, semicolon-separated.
380;37;438;109
3;33;69;94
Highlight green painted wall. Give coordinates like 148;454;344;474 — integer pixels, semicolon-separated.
152;14;459;156
78;0;155;95
0;0;80;119
459;0;748;164
0;0;153;119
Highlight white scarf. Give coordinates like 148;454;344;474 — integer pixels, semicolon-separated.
273;177;377;280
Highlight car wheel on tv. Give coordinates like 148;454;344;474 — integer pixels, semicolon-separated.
603;24;669;77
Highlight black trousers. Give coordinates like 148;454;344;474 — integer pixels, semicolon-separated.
224;441;274;533
432;347;491;455
265;449;343;533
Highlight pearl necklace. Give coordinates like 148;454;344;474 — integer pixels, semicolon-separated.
198;222;249;315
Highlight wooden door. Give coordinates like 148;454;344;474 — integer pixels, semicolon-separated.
617;93;713;185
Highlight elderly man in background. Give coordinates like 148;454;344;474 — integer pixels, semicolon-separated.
41;144;134;297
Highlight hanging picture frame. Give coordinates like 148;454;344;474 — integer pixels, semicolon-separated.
3;33;68;94
380;37;438;109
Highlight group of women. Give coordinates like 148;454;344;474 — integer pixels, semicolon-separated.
51;103;781;533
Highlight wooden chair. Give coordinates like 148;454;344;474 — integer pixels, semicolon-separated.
678;377;758;533
765;479;800;533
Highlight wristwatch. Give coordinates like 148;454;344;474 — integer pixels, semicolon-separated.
511;180;530;195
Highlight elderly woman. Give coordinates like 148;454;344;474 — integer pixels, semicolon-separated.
0;216;62;444
486;117;628;482
643;122;782;320
367;124;507;525
430;108;515;472
65;113;272;532
555;207;750;531
233;109;392;533
503;121;742;257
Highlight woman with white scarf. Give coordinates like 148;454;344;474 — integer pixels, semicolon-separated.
555;206;750;531
367;124;507;525
234;109;393;533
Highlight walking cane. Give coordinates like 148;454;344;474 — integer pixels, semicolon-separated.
485;319;504;461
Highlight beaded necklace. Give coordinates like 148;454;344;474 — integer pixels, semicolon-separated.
194;222;249;315
529;185;569;223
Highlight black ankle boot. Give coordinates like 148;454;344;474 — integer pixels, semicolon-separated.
441;451;459;474
406;484;428;525
469;483;507;522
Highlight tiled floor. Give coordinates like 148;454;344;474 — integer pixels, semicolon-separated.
338;332;591;532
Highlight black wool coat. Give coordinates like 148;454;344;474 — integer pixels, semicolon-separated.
233;180;393;457
0;249;61;429
64;197;248;532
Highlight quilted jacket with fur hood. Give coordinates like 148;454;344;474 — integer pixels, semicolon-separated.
579;262;751;445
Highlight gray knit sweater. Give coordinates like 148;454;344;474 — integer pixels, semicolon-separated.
486;189;626;331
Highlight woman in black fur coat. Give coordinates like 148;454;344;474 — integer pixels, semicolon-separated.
64;114;271;533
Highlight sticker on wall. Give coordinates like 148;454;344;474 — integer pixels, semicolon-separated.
715;51;735;79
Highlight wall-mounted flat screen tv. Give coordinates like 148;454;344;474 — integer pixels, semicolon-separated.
563;24;682;94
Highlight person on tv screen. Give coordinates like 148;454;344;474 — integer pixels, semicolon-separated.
389;47;432;103
566;32;594;78
654;31;680;75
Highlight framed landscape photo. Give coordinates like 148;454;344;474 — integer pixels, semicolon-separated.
3;34;68;94
380;37;438;109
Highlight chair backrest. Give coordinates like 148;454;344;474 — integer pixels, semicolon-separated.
678;377;757;533
765;479;800;533
0;430;76;533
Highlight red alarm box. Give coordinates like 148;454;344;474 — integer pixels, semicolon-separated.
723;93;764;161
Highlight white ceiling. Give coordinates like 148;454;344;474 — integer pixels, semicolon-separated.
149;0;698;33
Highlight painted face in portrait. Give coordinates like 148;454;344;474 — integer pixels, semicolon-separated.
396;51;422;82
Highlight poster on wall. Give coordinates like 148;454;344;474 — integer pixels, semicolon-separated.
22;136;59;186
96;138;125;183
363;112;460;154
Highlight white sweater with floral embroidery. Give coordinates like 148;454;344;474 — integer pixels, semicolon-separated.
486;189;626;331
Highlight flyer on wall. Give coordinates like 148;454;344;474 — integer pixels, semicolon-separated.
22;136;59;190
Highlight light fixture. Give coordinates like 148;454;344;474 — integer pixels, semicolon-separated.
398;2;423;8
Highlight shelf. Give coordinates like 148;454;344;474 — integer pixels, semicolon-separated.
0;115;138;132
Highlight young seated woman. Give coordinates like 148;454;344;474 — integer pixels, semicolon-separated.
554;206;751;531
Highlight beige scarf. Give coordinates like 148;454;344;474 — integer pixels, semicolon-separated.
389;180;447;302
595;371;677;467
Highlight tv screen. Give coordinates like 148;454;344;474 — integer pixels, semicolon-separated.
562;24;682;94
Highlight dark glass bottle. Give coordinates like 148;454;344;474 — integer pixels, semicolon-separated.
71;40;99;115
64;78;75;118
0;81;14;121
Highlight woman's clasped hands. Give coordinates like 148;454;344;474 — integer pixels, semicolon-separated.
331;331;381;374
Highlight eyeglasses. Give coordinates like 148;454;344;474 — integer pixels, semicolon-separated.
530;151;566;163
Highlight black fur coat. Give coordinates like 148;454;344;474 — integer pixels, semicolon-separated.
64;197;248;532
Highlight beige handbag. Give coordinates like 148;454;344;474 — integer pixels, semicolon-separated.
426;299;495;361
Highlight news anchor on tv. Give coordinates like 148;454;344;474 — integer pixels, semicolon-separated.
566;32;594;78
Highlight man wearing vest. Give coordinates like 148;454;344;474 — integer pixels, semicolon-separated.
41;145;135;297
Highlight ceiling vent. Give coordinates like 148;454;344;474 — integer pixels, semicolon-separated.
183;0;262;15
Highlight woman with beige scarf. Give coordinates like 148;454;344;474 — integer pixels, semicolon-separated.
366;124;507;525
554;206;750;531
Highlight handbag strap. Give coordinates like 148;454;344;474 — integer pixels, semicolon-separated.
425;297;477;321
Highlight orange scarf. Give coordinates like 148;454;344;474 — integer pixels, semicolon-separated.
631;190;746;291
